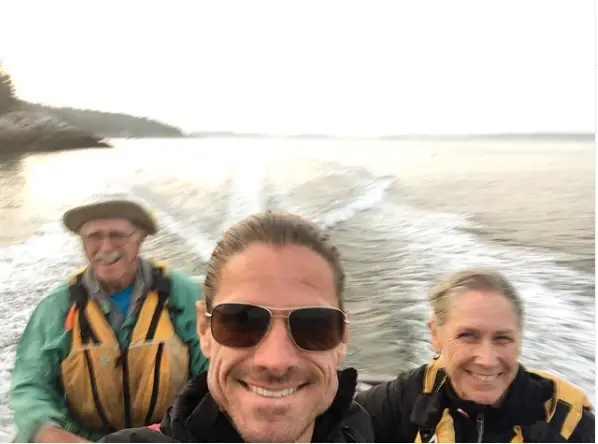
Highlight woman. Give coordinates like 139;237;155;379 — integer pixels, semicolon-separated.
355;268;594;442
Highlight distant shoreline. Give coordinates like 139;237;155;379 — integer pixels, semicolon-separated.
185;131;595;141
0;103;185;153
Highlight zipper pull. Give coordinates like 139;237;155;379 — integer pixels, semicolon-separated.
476;413;484;443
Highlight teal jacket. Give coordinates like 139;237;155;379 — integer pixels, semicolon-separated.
9;265;209;442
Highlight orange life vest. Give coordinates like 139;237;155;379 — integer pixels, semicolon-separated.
60;263;190;433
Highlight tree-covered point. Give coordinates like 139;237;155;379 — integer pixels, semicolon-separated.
0;61;184;152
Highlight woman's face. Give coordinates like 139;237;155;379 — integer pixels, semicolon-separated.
430;289;521;405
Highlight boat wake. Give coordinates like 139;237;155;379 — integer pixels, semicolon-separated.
0;155;594;442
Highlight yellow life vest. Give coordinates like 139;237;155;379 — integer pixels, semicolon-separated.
414;359;593;443
60;262;190;433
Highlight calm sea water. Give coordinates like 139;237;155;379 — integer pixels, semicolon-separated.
0;136;594;441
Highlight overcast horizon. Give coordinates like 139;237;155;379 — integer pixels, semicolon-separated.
1;0;594;137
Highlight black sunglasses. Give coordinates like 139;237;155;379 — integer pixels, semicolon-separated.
205;302;349;351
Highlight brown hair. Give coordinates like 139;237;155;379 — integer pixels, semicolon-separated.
428;268;524;329
203;211;345;310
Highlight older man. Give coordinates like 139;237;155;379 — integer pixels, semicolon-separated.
10;199;209;443
100;211;374;443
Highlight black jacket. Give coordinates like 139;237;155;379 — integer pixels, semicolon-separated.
355;363;595;443
100;368;374;443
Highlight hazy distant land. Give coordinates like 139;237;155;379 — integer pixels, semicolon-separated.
1;62;592;154
0;62;183;153
186;131;595;141
0;102;185;153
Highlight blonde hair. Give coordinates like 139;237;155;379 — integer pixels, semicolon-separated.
428;268;524;329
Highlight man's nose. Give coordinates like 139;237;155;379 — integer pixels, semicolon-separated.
97;235;118;251
251;317;301;375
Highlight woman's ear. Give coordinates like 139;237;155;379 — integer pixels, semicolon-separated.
428;313;441;354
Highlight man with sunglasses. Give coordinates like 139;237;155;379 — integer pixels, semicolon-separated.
10;198;209;443
100;211;374;443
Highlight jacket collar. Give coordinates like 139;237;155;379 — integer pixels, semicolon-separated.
80;258;152;330
161;368;360;442
410;364;553;431
82;257;151;297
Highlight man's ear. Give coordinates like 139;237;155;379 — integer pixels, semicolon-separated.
197;301;212;358
136;228;148;242
335;318;350;363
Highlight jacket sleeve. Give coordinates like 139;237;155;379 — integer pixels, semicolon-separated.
339;401;375;442
98;427;179;443
9;290;75;442
527;406;595;443
354;372;414;443
568;408;595;443
170;271;209;376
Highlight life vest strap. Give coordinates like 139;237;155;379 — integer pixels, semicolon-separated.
69;273;99;344
144;342;165;424
145;267;171;341
422;359;447;394
82;349;114;432
546;400;571;439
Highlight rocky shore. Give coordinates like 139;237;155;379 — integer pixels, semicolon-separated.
0;108;111;152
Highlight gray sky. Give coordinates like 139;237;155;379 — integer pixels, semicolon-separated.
1;0;594;135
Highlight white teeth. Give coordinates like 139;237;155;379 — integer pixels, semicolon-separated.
470;372;500;382
248;385;297;398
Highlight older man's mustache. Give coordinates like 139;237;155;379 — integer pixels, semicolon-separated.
93;251;122;264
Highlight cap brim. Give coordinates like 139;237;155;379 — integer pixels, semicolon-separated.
63;200;158;235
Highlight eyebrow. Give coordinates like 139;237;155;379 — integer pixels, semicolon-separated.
83;227;134;235
458;327;516;335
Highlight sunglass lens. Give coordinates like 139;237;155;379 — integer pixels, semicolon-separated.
289;307;345;351
211;303;271;348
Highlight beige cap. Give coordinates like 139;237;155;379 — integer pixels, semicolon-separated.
63;199;158;235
